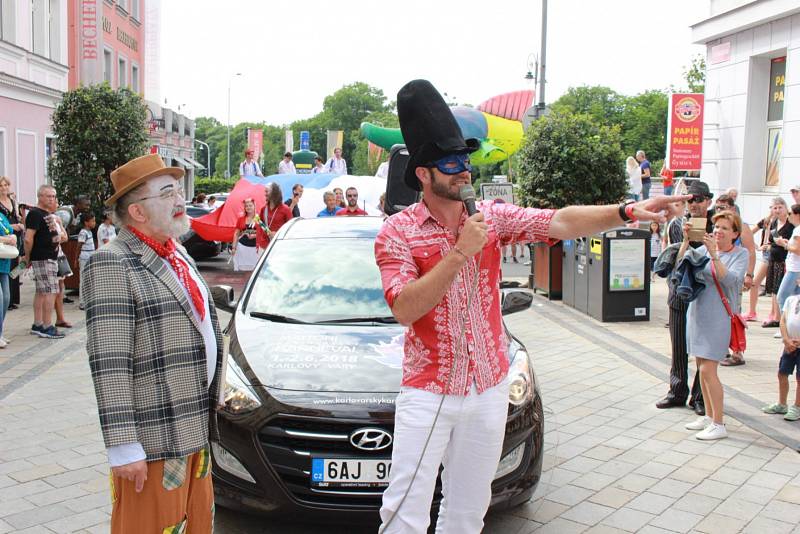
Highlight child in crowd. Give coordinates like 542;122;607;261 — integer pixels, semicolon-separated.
97;211;116;248
763;291;800;420
77;212;96;310
650;221;662;281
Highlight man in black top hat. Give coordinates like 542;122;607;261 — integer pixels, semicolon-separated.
374;79;689;534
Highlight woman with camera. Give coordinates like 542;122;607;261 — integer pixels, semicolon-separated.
680;211;748;440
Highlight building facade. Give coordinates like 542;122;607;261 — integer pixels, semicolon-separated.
692;0;800;222
67;0;144;92
0;0;69;204
146;100;202;200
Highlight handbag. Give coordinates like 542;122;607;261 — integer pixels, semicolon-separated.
57;255;72;278
710;259;747;352
0;243;18;259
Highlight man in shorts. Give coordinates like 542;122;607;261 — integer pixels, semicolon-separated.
22;185;65;339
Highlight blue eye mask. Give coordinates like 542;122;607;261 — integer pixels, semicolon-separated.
429;154;472;175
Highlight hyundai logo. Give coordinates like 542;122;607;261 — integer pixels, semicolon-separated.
349;428;393;451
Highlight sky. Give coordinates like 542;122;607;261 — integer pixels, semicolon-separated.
158;0;708;126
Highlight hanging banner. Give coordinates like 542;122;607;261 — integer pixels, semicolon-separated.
327;130;343;161
285;130;294;154
666;93;704;171
247;129;263;161
300;131;311;151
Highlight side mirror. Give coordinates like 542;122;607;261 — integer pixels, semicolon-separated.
211;285;237;313
501;291;533;316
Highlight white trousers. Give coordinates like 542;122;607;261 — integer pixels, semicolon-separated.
379;378;509;534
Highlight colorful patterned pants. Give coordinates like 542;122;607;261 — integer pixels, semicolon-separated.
110;447;214;534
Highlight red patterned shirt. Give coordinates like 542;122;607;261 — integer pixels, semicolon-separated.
375;200;556;395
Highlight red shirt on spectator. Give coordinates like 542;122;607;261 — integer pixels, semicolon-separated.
336;207;369;216
661;168;674;187
374;200;556;395
256;203;293;249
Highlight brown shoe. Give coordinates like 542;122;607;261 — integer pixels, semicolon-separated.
55;321;73;328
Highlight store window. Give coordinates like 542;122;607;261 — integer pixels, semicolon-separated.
0;0;16;43
765;56;785;187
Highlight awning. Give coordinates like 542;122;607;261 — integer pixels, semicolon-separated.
184;156;205;170
172;156;191;168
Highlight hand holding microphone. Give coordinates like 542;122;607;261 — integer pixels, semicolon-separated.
456;185;488;257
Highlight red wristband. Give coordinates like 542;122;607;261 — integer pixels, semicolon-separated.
624;203;637;222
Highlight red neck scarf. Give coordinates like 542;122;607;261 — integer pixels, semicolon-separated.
128;226;206;321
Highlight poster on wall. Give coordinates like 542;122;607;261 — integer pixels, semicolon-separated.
665;93;704;171
608;240;645;291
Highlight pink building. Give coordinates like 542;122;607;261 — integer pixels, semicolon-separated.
0;0;69;204
67;0;144;91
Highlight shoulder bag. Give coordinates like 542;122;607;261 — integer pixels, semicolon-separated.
710;258;746;352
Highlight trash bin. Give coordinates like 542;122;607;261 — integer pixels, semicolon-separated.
586;227;650;322
574;237;591;314
562;240;575;307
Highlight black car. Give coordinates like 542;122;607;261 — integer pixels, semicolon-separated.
181;205;222;260
210;216;543;523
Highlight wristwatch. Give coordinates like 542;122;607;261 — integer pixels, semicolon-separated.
618;200;636;222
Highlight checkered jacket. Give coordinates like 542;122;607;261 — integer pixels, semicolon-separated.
84;228;223;462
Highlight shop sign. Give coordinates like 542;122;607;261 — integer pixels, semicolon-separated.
666;93;704;171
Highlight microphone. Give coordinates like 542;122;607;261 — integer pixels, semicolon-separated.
459;185;478;217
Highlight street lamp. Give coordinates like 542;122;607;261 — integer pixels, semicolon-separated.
525;53;538;85
195;139;211;178
226;72;242;179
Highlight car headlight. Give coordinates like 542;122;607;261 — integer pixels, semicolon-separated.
223;357;261;414
508;349;533;406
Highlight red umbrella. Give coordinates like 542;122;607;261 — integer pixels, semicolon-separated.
190;179;266;242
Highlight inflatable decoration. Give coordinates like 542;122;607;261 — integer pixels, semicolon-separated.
360;89;534;165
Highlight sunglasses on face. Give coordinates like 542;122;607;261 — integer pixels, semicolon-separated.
687;195;707;204
715;204;732;211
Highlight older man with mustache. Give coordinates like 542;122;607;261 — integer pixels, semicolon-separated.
83;154;223;533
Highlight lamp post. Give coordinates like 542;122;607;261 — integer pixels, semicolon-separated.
194;139;211;178
226;72;242;179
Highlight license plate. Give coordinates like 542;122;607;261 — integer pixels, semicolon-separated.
311;458;391;488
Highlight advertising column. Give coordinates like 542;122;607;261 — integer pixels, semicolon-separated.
79;0;104;85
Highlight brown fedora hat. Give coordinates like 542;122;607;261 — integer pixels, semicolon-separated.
105;154;185;207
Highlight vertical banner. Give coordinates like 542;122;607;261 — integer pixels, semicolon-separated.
327;130;343;160
80;0;103;84
367;142;383;174
666;93;704;171
285;130;294;154
300;131;310;151
247;129;264;161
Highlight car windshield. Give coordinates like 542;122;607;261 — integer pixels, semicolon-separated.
245;238;393;323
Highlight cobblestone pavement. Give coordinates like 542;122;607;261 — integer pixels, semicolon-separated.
1;253;799;533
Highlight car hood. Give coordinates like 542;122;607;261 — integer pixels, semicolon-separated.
232;314;406;393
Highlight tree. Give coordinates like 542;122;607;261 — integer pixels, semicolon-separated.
350;109;399;175
517;111;627;209
550;86;625;126
618;90;668;162
684;54;706;94
49;85;148;212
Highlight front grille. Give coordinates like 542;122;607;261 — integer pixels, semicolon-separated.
260;414;418;507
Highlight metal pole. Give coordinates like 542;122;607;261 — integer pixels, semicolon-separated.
538;0;547;110
226;73;242;179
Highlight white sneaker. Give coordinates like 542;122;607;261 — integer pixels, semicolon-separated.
774;331;783;339
696;422;728;440
0;338;7;349
0;336;9;344
685;416;711;430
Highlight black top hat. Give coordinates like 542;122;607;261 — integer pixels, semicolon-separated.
397;79;480;191
687;180;713;199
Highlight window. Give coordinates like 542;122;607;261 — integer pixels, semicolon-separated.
130;0;140;20
103;48;112;83
118;55;127;87
44;136;56;183
0;129;6;176
48;0;59;62
1;0;16;43
131;63;139;93
31;0;46;55
765;56;786;187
